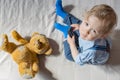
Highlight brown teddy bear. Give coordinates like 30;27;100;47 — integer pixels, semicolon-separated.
0;30;52;79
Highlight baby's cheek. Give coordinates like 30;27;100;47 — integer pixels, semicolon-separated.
87;35;95;41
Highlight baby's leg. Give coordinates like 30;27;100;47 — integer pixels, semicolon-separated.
54;22;70;38
56;0;67;19
63;40;74;61
63;14;82;26
56;0;81;26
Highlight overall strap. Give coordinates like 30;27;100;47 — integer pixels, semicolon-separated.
89;39;110;52
89;45;107;51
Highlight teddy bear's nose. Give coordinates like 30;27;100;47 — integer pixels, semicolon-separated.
36;40;42;49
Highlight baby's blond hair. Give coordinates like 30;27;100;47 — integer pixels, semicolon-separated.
84;4;117;34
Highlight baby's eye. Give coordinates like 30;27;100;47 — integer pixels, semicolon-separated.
92;29;97;33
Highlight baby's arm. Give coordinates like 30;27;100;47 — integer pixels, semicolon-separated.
67;35;79;60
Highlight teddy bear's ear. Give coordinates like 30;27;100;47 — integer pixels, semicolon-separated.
32;32;40;37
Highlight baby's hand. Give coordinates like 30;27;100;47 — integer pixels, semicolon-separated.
71;24;80;30
67;35;75;46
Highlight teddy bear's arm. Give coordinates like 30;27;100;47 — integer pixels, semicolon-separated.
11;30;28;44
0;34;17;53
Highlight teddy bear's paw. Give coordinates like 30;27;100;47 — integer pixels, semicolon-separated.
19;62;35;79
22;74;33;79
11;30;28;44
0;34;8;50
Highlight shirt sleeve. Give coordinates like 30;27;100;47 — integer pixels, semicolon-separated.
74;50;95;65
74;49;109;65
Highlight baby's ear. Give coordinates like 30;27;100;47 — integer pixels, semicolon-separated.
32;32;39;37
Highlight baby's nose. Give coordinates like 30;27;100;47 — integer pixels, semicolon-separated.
85;29;90;35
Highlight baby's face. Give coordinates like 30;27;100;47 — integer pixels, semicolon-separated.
79;15;105;41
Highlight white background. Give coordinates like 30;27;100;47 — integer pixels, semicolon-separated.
0;0;120;80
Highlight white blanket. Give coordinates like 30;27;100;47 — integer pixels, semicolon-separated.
0;0;120;80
